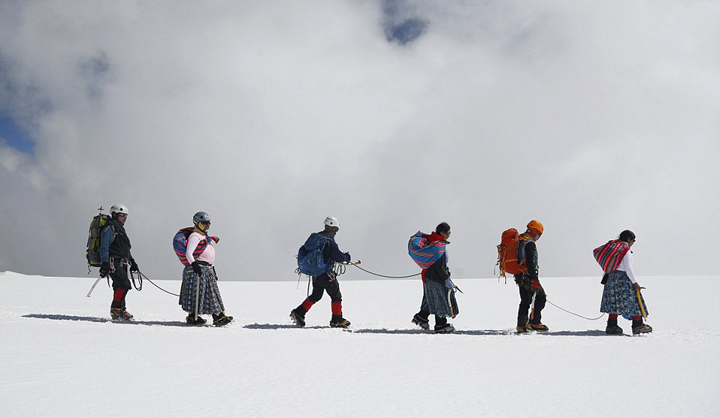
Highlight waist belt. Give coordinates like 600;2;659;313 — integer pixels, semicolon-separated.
110;257;129;266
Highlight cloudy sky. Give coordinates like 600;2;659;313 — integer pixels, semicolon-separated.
1;0;718;282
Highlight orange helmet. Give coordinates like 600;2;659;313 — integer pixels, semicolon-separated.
527;220;544;234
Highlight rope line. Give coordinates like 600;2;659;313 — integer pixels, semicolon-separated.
135;271;180;297
546;299;605;321
350;263;420;279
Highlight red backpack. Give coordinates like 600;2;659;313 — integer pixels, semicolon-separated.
496;228;528;281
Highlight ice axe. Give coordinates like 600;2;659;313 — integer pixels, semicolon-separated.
86;277;102;298
636;288;647;319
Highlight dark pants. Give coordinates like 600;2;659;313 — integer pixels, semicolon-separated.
109;259;131;309
296;273;344;320
517;278;546;326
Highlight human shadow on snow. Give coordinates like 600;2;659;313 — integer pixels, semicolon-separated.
244;323;332;330
23;316;610;336
244;323;608;336
23;313;189;328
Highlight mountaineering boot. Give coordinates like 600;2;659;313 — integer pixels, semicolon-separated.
631;318;652;334
516;317;528;333
412;314;430;330
212;313;233;327
527;323;549;332
605;318;623;335
111;308;133;321
186;315;207;325
329;318;351;328
290;309;306;328
434;323;455;334
633;324;653;334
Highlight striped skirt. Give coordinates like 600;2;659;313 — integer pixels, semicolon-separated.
422;280;459;319
179;265;226;315
600;270;648;320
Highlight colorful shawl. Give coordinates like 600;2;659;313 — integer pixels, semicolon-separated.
593;240;630;273
173;227;216;265
408;231;448;269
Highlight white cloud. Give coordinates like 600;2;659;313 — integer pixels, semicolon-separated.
0;1;718;280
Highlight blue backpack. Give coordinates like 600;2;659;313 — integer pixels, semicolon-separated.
297;233;332;276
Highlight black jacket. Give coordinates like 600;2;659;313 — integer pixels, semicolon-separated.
517;239;538;280
425;253;450;284
103;219;132;260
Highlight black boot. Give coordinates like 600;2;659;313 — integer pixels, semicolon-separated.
290;309;305;327
632;318;652;334
212;313;233;327
412;313;430;330
606;318;623;335
516;316;528;333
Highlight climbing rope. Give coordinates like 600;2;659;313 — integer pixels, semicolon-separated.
129;270;143;291
132;271;180;297
349;262;420;279
546;298;605;321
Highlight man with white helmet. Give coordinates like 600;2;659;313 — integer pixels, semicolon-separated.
99;204;139;321
290;216;353;328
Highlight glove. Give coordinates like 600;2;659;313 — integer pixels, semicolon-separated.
531;279;541;291
100;263;110;278
130;259;139;272
444;278;454;289
345;252;351;263
211;236;219;243
191;261;203;275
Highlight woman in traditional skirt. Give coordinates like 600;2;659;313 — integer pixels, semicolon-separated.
600;230;652;335
179;211;233;326
411;222;458;334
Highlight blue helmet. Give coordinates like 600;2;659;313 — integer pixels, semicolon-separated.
193;211;211;226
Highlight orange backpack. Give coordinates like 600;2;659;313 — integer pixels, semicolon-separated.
496;228;527;281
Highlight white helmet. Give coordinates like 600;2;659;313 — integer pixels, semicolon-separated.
110;203;129;216
324;216;340;228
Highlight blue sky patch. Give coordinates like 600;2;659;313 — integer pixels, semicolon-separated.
0;115;34;154
382;0;428;45
385;18;428;45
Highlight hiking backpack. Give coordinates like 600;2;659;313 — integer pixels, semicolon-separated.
297;233;332;276
496;228;527;280
86;208;111;268
173;227;216;265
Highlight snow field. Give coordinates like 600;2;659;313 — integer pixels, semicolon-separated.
0;272;718;417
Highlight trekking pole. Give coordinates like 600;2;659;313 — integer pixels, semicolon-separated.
637;288;647;318
86;277;102;298
194;270;201;322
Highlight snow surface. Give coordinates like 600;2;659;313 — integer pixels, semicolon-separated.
1;271;718;418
